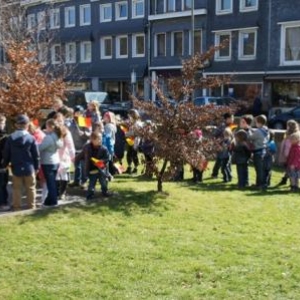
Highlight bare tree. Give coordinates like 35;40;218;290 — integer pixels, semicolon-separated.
133;46;236;192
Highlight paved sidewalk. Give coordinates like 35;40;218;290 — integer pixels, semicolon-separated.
0;187;87;217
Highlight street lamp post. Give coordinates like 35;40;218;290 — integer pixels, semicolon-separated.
191;0;195;57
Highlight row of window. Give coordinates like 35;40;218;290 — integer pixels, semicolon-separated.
45;29;202;64
27;0;144;30
26;0;258;31
216;0;258;15
155;30;202;57
214;21;300;66
214;28;257;61
45;33;146;64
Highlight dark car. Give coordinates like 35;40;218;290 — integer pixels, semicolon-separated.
268;106;300;129
66;90;132;117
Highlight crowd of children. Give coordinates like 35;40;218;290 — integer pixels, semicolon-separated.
0;103;300;212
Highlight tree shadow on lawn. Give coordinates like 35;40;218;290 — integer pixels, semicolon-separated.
180;179;290;197
20;188;171;223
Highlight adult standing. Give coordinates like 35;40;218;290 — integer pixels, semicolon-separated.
3;115;40;211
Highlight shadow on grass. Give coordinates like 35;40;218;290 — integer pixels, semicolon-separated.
179;178;291;197
19;187;171;223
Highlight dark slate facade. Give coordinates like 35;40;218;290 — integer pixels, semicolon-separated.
19;0;300;108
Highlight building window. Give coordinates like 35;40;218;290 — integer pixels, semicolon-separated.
240;0;258;12
132;0;144;18
27;13;36;30
50;8;60;29
172;31;183;56
238;30;257;59
116;1;128;20
216;0;233;14
155;33;166;57
190;30;202;55
182;0;192;10
100;4;112;22
132;33;145;57
65;42;76;63
280;22;300;66
80;41;92;62
37;11;45;30
100;37;113;59
51;44;61;64
215;32;231;60
116;35;128;58
65;6;75;27
167;0;176;12
80;4;91;26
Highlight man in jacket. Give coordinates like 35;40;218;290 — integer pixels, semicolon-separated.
3;114;40;211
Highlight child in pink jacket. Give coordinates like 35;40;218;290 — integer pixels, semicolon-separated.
286;132;300;191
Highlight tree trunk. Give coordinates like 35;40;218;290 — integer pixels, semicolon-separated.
157;159;168;192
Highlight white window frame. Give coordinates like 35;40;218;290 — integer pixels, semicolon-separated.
80;41;92;63
116;35;128;58
27;13;36;30
50;8;60;29
100;3;112;23
65;6;75;28
189;29;202;55
132;33;145;57
154;33;166;57
216;0;233;15
238;29;257;60
65;42;76;64
240;0;258;12
280;21;300;66
51;44;61;64
215;32;232;61
37;11;45;30
80;4;91;26
171;31;183;56
100;36;113;59
115;1;128;21
132;0;144;18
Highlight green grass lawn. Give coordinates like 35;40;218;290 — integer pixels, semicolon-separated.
1;166;300;299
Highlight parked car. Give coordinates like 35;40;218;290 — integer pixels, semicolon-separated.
65;90;132;117
193;96;237;106
268;106;300;129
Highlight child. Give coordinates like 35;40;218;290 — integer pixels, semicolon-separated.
190;129;204;183
277;120;299;186
85;101;101;130
124;109;143;174
54;113;76;200
140;120;155;178
286;132;300;191
75;132;112;200
102;112;117;178
219;127;233;183
231;130;251;188
211;112;236;178
3;115;40;210
248;114;270;189
264;130;277;187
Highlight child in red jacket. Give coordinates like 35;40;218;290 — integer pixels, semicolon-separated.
286;132;300;191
